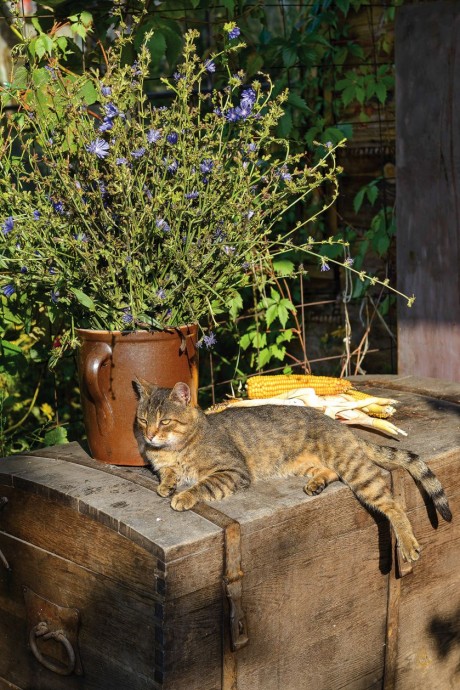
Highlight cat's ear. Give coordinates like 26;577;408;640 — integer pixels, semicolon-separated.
132;376;158;399
169;382;191;406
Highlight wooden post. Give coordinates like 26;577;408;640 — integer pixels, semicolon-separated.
396;1;460;382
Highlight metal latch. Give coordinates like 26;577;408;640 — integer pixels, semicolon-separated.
224;577;249;651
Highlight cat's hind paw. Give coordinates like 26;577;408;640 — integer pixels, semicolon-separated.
303;478;327;496
398;533;421;563
171;491;197;511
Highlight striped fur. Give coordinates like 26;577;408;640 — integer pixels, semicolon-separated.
134;380;452;562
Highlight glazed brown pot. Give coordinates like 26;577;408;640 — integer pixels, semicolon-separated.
76;325;198;466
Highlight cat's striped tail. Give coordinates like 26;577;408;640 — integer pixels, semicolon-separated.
371;445;452;523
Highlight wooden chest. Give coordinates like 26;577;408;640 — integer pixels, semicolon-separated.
1;376;459;690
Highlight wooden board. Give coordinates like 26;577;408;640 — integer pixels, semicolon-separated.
396;2;460;381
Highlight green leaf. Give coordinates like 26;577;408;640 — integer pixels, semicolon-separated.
77;80;98;105
273;259;295;276
70;287;95;311
353;188;366;213
277;304;289;328
34;36;47;60
44;426;69;446
276;110;293;138
146;32;167;69
265;303;279;328
12;66;28;89
257;348;271;368
366;184;379;206
221;0;235;11
228;292;243;320
0;339;25;358
282;45;298;68
375;81;387;104
287;92;310;113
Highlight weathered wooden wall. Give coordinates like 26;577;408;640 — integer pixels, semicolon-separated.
396;1;460;382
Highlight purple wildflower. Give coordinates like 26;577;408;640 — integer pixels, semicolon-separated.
279;167;292;182
104;103;120;119
44;65;57;80
2;284;15;298
157;288;166;300
86;138;110;159
185;191;199;199
248;142;257;152
2;216;14;234
200;159;214;174
52;200;65;214
73;232;88;242
228;26;241;40
223;245;236;256
116;157;128;165
197;332;217;349
131;61;142;77
320;262;330;272
131;147;146;158
344;257;354;267
236;99;253;119
98;117;114;132
33;210;40;220
147;128;161;144
205;60;216;73
225;108;240;123
156;218;171;232
20;266;28;273
101;85;112;97
166;132;178;145
173;71;184;81
121;308;133;324
49;266;58;275
166;159;178;174
241;88;256;103
51;290;59;303
144;186;153;201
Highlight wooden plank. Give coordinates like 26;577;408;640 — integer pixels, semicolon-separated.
0;453;223;564
396;2;460;381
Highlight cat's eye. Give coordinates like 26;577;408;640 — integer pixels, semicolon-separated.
160;419;171;426
138;417;147;425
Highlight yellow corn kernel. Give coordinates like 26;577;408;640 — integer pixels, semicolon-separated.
346;388;397;418
247;374;352;399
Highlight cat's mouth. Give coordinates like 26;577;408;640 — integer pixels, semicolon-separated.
145;438;167;449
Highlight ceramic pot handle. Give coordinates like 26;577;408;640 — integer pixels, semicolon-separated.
82;341;114;434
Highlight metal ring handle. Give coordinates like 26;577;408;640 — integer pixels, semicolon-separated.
29;621;76;676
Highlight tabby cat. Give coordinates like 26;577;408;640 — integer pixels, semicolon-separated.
134;379;452;562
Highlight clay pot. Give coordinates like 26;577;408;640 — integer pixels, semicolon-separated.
76;325;198;466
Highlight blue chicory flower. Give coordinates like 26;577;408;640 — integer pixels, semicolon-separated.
86;138;110;159
147;128;161;144
166;132;178;145
2;216;14;234
104;103;120;119
101;85;112;97
200;159;214;174
99;117;114;133
33;210;40;220
121;308;133;324
156;288;166;300
320;262;330;272
156;218;171;232
52;200;65;214
116;157;128;165
225;108;240;123
228;26;241;40
131;147;146;159
185;191;199;199
205;60;216;73
2;284;15;298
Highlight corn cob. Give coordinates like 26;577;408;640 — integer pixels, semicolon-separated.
345;388;397;418
247;374;352;399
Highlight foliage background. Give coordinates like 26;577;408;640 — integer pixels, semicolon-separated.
0;0;404;455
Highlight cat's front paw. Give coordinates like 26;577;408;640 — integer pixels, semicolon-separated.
170;491;197;511
157;482;176;498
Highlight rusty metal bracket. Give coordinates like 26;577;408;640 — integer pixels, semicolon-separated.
23;586;83;676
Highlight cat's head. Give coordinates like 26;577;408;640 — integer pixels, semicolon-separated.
133;378;196;451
